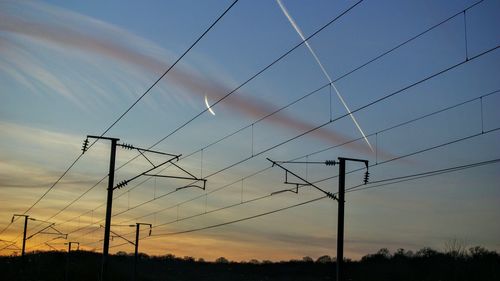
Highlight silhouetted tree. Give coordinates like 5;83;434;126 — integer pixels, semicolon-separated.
1;247;498;281
215;256;229;264
444;238;468;258
116;251;127;256
302;256;314;263
416;247;439;258
163;253;176;260
316;255;332;263
183;256;195;262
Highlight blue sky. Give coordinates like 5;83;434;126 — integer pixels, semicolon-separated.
0;0;499;260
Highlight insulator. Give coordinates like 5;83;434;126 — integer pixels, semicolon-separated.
121;143;135;150
115;180;129;189
81;139;89;153
326;192;337;200
325;160;337;166
363;171;370;184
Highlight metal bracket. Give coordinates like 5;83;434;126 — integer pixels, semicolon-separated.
267;158;337;200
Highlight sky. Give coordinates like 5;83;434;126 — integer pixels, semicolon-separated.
0;0;499;261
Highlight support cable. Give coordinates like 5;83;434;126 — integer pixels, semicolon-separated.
31;4;498;246
31;0;486;235
6;0;239;230
96;156;499;251
66;89;500;238
87;125;500;243
38;87;500;246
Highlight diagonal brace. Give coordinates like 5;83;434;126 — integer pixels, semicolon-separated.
267;158;337;200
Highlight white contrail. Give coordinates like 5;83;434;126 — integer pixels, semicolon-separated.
276;0;373;151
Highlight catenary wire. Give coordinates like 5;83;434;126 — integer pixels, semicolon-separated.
34;0;485;236
24;2;497;250
57;43;500;241
3;0;239;234
94;156;499;251
22;0;362;235
80;124;500;245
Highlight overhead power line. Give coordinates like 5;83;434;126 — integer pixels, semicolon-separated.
141;129;500;235
113;0;487;179
62;81;500;240
95;156;499;252
200;45;499;180
156;157;500;237
46;50;498;245
29;1;498;249
3;0;239;237
35;0;486;236
312;126;500;188
151;196;327;237
106;0;489;199
146;0;364;150
97;0;239;139
78;123;500;244
277;0;373;151
347;158;500;193
28;0;364;236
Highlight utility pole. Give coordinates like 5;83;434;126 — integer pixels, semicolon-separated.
99;223;152;281
267;157;369;281
336;157;368;281
10;213;66;275
66;241;79;253
84;135;119;281
21;216;28;257
337;158;346;281
11;214;29;257
102;137;117;281
134;223;152;281
65;242;79;281
83;136;190;281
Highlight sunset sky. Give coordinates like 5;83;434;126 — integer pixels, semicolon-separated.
0;0;499;261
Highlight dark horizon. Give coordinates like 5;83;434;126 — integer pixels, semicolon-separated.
2;245;499;281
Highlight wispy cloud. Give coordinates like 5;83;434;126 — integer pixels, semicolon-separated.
0;1;378;154
0;39;85;108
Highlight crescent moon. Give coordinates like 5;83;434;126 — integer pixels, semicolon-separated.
204;95;216;116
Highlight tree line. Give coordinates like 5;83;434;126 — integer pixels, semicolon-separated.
0;245;498;280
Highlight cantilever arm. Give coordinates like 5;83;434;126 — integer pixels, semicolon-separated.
267;158;337;200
